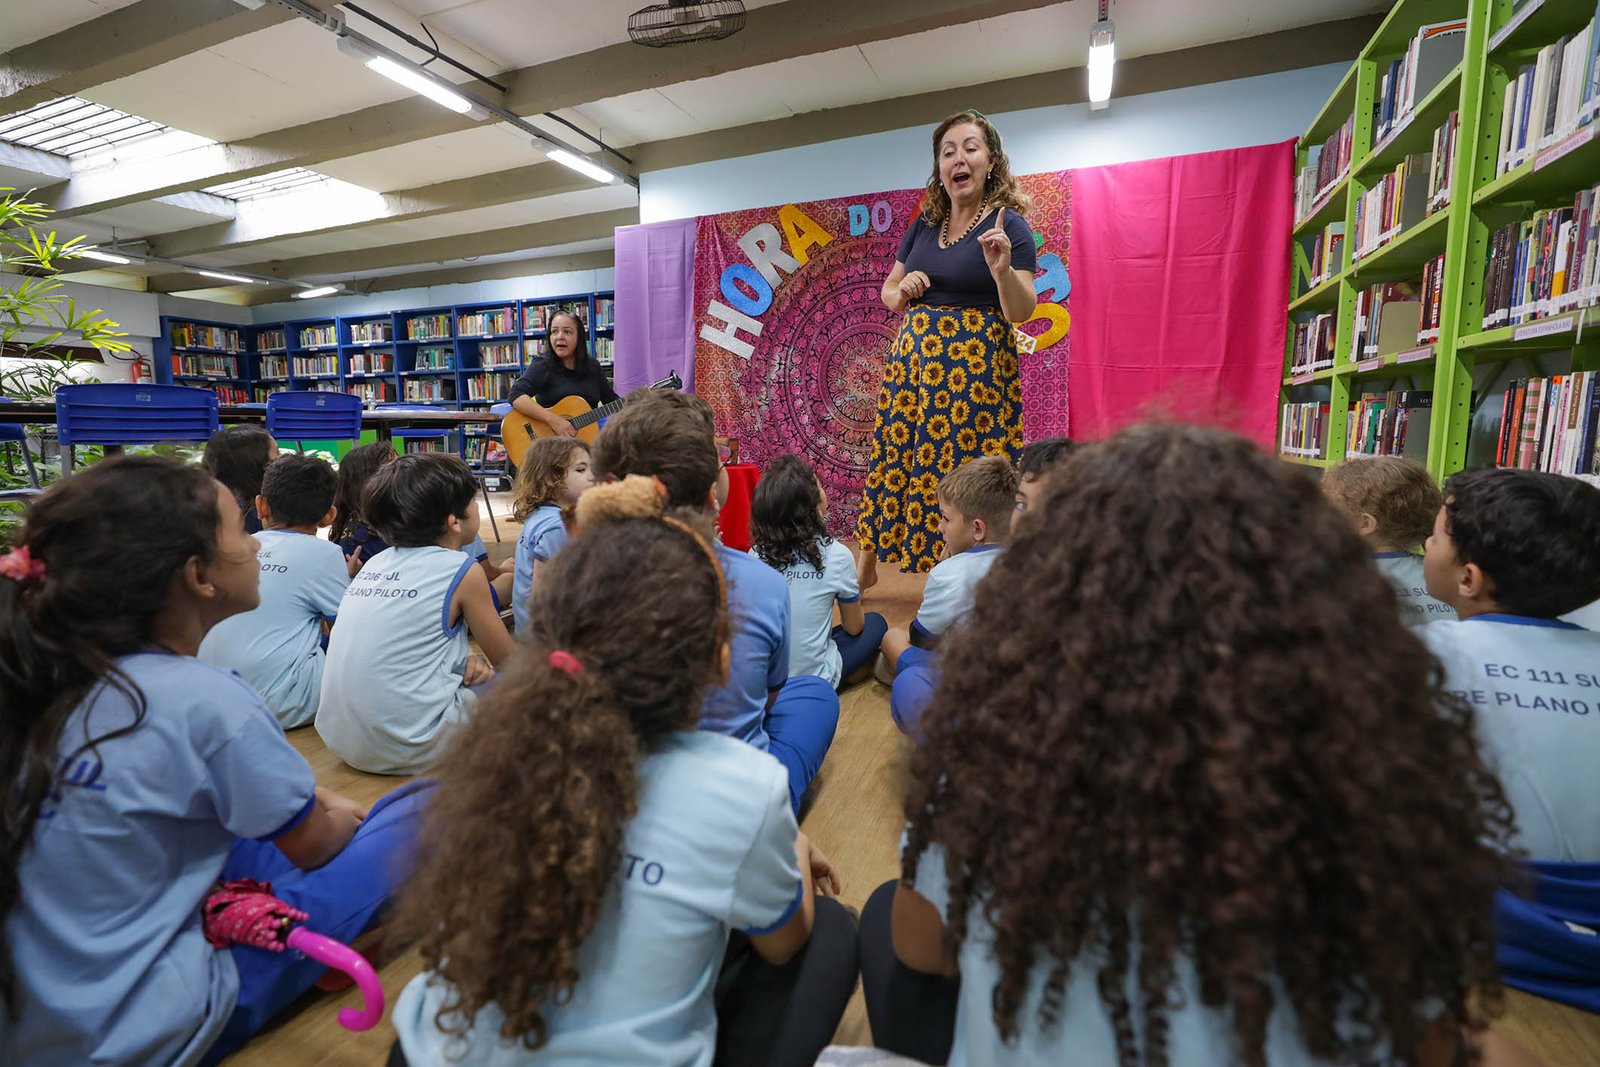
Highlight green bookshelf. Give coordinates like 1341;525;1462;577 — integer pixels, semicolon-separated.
1281;0;1600;479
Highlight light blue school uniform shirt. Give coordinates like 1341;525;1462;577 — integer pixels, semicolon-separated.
1371;551;1456;626
392;731;801;1066
1420;614;1600;861
198;529;350;728
758;538;860;689
513;504;568;637
316;545;478;774
1566;598;1600;629
912;545;1002;640
4;653;315;1067
464;534;489;562
702;544;791;749
910;842;1353;1067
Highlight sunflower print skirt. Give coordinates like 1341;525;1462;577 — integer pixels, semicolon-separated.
856;304;1024;573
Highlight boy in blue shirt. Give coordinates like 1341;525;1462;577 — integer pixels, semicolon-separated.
881;456;1017;736
199;454;350;728
592;389;840;813
1420;467;1600;861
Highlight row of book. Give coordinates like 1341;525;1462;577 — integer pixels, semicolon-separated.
1425;110;1459;211
1481;182;1600;330
463;438;509;467
170;354;238;378
1493;371;1600;475
170;322;243;353
1346;391;1432;458
1353;152;1431;261
1307;222;1345;288
404;380;454;402
1280;401;1331;458
348;351;394;374
480;342;520;368
414;346;454;371
594;336;616;364
292;355;339;377
459;308;515;336
1294;115;1354;221
1417;252;1447;344
1372;20;1466;146
1290;313;1337;376
260;355;289;379
594;297;616;330
349;320;392;344
193;384;250;404
257;328;286;352
402;437;451;455
463;373;513;401
407;314;452;341
347;382;395;404
523;301;586;334
1351;280;1425;359
299;325;337;348
1495;13;1600;176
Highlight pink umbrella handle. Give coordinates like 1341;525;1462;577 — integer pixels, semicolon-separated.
284;926;385;1031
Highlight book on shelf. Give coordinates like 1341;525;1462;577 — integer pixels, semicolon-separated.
457;308;515;336
292;354;340;377
306;381;342;393
1351;281;1423;358
1373;20;1467;145
1280;401;1331;459
259;354;289;379
1346;391;1432;458
1353;150;1433;260
347;381;395;404
401;437;450;454
1291;313;1337;375
1427;111;1460;209
413;345;455;371
594;297;615;329
170;354;239;378
406;313;453;341
1482;182;1600;329
463;372;513;401
594;336;615;364
298;324;337;348
1418;253;1446;343
1307;222;1345;286
189;383;250;404
404;378;455;402
1493;372;1600;475
169;322;242;352
256;328;286;351
349;320;392;344
252;385;288;402
348;350;394;374
1496;13;1599;175
1295;115;1354;221
522;300;588;334
479;341;520;368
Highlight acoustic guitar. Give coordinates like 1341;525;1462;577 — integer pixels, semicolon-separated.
500;370;682;456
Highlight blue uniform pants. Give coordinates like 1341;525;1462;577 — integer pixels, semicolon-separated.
831;612;889;688
764;675;840;813
889;646;940;739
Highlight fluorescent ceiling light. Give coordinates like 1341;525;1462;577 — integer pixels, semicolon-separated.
74;247;132;265
336;34;476;116
296;285;341;299
545;147;616;185
196;269;260;285
1088;20;1115;109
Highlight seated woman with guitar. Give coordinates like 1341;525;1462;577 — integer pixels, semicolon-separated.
507;309;617;443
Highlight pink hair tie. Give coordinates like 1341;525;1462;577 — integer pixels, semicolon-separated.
0;545;45;588
548;650;583;675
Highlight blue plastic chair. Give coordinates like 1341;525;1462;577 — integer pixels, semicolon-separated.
0;397;41;488
55;384;220;474
266;391;363;451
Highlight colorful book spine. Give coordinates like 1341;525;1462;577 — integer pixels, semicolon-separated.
298;324;337;348
406;314;453;341
457;308;516;336
349;320;392;344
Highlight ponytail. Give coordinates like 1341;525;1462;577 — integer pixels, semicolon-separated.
396;476;728;1049
0;457;223;1016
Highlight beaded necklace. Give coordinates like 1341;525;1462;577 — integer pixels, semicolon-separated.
940;198;987;249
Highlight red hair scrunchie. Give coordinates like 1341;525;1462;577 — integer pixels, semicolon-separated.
548;650;583;674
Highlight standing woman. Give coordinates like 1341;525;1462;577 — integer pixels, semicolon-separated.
507;309;617;440
857;111;1037;588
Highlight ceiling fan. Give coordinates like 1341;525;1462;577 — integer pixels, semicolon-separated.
628;0;747;47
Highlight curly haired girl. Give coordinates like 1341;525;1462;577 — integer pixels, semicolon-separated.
751;454;887;689
859;423;1526;1067
390;476;858;1067
328;441;397;567
508;437;592;636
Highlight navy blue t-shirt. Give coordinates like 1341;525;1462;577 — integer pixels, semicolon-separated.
897;208;1038;310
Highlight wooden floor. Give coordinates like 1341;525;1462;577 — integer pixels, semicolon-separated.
226;498;1600;1065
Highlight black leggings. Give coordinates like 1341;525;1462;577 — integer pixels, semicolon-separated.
859;879;961;1065
387;895;859;1067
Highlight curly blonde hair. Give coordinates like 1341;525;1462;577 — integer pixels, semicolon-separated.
919;110;1032;232
510;437;589;524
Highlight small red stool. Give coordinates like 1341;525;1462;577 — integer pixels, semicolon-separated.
719;462;760;551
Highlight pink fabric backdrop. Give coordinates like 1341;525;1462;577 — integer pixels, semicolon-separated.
1066;140;1293;446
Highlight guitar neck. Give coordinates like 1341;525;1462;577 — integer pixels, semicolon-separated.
569;397;625;430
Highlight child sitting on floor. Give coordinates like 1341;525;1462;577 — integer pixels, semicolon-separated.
198;453;349;728
859;425;1531;1067
202;424;278;535
0;456;426;1067
316;453;514;774
329;441;396;568
752;454;888;690
1012;436;1075;519
592;390;840;813
1323;456;1456;625
510;437;594;637
389;477;858;1067
881;456;1016;736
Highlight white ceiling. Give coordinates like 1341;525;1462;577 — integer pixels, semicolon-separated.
3;0;1387;301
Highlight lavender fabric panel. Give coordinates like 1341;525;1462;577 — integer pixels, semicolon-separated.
614;218;698;394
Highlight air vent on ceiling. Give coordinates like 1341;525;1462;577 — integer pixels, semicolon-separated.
628;0;746;47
